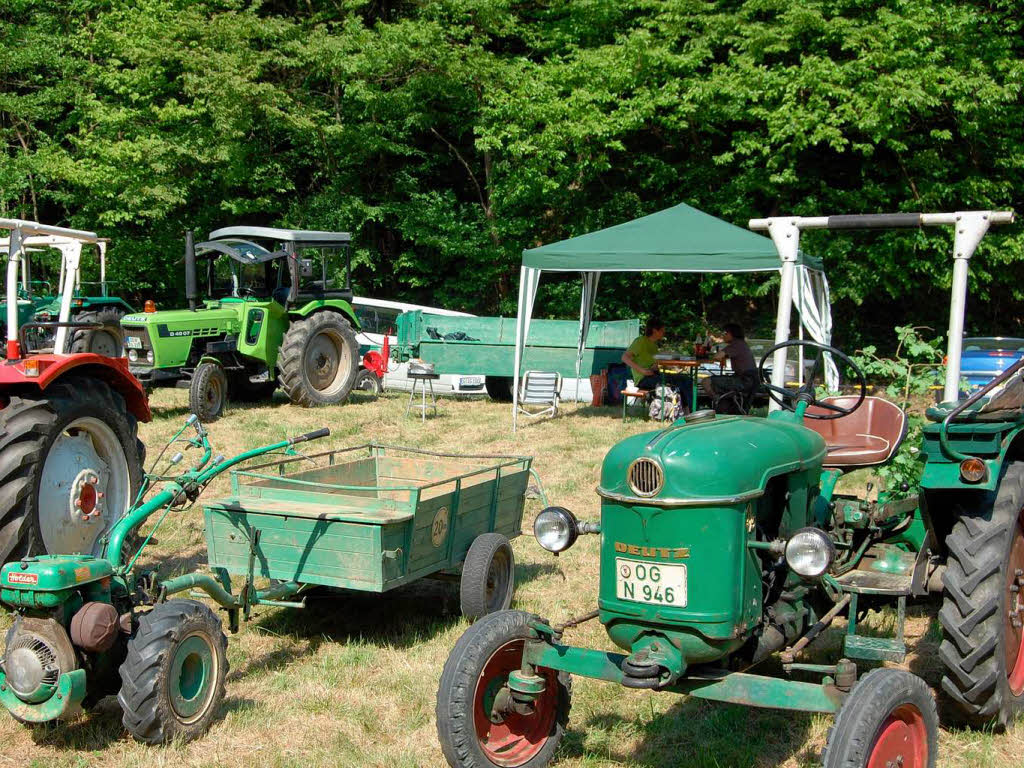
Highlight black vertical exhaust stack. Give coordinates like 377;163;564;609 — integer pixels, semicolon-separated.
184;230;198;310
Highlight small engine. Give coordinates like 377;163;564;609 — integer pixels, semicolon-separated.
2;618;77;704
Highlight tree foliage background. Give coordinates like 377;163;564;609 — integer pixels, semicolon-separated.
2;0;1022;348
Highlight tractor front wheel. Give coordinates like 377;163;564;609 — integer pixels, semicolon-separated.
118;600;228;744
278;312;359;407
939;461;1024;728
69;308;125;357
0;376;144;562
189;362;228;422
436;610;571;768
823;668;937;768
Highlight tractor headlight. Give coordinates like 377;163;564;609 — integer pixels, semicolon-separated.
784;527;836;578
534;507;579;553
127;349;138;362
146;350;154;363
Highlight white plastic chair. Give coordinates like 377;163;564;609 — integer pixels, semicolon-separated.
518;371;561;420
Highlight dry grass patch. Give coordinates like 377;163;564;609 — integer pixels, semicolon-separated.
0;390;1020;767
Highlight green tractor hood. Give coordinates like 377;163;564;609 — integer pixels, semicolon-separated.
121;301;245;371
600;413;828;502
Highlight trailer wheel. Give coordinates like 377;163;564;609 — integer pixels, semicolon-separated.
278;311;359;407
354;368;382;396
485;376;513;402
437;610;571;768
69;308;124;357
461;533;516;620
0;376;144;562
118;600;228;745
939;461;1024;728
189;362;227;422
822;667;937;768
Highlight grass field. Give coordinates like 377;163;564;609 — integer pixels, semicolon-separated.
1;389;1020;768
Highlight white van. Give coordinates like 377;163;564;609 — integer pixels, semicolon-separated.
352;297;487;394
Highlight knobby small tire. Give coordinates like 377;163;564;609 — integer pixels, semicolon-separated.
0;376;144;562
436;610;571;768
354;368;383;396
118;600;228;744
189;362;227;422
69;308;125;357
823;667;937;768
939;461;1024;728
461;533;515;620
278;311;359;407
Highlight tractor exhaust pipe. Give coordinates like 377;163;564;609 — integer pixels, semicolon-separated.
184;230;198;311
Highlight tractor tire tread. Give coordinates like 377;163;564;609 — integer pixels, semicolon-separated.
938;461;1024;729
278;311;359;407
69;308;125;356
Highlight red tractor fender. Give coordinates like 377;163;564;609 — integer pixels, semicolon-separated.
0;354;151;422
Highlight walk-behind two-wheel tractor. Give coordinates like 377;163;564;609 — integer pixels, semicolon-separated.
436;211;1022;768
0;413;540;742
0;219;149;566
121;226;362;421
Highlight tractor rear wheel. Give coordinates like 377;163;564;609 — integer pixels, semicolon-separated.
69;308;125;357
822;667;937;768
939;461;1024;729
436;610;571;768
188;362;228;422
0;376;144;562
118;600;228;744
278;311;359;407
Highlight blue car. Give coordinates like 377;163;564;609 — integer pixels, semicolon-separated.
960;337;1024;393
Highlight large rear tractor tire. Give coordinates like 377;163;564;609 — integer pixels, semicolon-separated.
278;311;359;407
436;610;571;768
188;362;228;422
939;461;1024;729
0;376;144;563
69;308;125;357
118;600;228;744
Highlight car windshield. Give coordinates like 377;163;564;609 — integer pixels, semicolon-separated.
963;338;1024;353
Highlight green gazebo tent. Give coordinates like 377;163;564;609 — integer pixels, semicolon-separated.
512;202;834;429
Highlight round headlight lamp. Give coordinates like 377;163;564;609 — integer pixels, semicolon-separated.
534;507;579;553
784;527;836;578
127;349;138;362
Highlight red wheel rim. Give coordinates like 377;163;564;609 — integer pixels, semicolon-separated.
1006;510;1024;695
866;704;929;768
473;639;558;767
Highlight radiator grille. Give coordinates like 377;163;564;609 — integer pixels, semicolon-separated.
627;458;663;497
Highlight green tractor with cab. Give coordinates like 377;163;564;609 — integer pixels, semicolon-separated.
436;210;1021;768
1;233;133;356
121;227;360;420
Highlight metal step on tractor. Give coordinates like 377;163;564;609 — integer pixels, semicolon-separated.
0;219;149;566
0;233;133;356
435;210;1020;768
120;227;361;421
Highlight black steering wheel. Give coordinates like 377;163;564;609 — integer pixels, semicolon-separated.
757;339;866;421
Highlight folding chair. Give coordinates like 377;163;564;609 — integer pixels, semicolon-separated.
518;371;561;420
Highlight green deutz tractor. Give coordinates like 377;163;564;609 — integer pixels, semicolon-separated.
436;210;1021;768
0;234;133;356
121;227;360;421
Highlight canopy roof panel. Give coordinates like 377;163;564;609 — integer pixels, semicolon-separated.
522;202;822;272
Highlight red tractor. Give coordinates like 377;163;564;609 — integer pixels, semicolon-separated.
0;219;149;562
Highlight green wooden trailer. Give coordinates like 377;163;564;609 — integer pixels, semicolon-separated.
202;444;537;614
393;311;638;400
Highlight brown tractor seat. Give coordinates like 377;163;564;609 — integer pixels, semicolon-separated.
804;396;908;469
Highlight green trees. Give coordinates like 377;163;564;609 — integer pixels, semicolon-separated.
2;1;1021;346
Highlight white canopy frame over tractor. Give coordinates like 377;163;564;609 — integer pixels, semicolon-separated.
750;211;1016;404
2;219;102;357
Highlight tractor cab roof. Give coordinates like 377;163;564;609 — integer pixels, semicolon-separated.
194;238;289;264
207;226;350;249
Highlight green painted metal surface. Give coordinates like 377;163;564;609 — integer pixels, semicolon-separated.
204;446;531;593
395;311;638;377
122;303;247;369
0;669;87;722
920;419;1024;491
1;555;112;591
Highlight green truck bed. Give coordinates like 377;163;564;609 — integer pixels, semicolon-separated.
394;311;638;377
